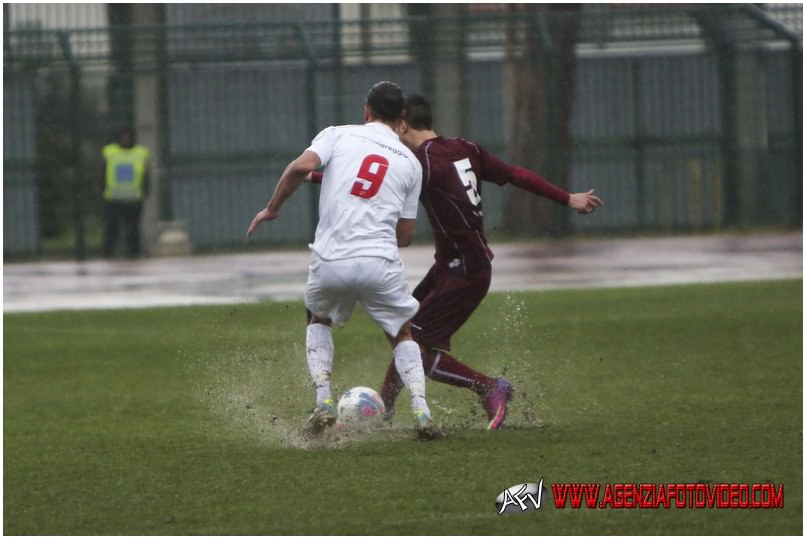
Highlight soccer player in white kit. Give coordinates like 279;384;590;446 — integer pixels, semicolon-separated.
247;81;441;440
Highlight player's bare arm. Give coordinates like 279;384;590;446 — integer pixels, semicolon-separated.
247;150;321;236
396;218;416;247
567;189;604;214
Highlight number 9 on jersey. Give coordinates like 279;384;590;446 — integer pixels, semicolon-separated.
351;154;389;199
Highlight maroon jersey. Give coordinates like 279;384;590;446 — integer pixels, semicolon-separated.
416;137;570;272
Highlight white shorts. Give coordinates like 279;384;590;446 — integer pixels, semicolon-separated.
304;254;419;337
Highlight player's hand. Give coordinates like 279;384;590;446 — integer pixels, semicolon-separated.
246;207;279;237
568;190;604;214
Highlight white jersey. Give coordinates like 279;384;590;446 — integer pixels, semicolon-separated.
306;122;422;261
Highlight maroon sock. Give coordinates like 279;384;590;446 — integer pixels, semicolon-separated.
380;357;404;411
422;349;496;396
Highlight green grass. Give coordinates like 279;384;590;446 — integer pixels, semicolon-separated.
4;280;802;534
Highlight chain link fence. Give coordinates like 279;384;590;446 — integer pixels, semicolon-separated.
4;4;801;258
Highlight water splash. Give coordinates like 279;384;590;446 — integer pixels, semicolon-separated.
186;332;423;449
185;293;552;448
482;291;551;429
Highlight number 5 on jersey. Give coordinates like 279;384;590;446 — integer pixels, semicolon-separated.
351;154;389;199
453;158;482;206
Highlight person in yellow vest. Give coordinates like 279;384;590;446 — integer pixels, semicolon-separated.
102;127;150;258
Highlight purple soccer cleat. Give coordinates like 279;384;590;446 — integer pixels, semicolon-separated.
484;378;514;430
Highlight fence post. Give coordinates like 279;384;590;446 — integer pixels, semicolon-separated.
332;6;344;124
58;31;86;262
740;6;802;166
792;44;803;225
297;22;319;235
632;58;646;227
738;4;802;225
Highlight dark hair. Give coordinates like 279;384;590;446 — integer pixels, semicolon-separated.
403;94;433;130
365;81;404;122
116;126;135;140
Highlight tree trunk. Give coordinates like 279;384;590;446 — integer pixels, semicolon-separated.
505;5;581;236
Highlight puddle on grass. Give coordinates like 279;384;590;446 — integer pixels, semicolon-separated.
184;332;308;449
185;334;420;450
185;293;551;450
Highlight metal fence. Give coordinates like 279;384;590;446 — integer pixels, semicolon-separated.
3;4;802;257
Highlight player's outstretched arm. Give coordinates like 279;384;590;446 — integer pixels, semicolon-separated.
247;150;321;237
567;189;604;214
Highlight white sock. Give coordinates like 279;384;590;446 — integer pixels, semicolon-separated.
306;323;334;406
394;340;430;416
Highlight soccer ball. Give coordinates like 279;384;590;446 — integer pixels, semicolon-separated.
336;386;386;430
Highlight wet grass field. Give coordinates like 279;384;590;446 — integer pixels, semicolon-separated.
4;280;802;534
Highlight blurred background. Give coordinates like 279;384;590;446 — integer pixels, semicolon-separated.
3;3;802;261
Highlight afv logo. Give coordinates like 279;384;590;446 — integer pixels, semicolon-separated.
495;479;546;515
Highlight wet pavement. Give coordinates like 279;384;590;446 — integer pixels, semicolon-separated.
3;232;802;313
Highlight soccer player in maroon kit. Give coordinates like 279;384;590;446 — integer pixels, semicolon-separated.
379;94;604;430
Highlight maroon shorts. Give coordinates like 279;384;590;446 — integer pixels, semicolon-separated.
410;263;492;350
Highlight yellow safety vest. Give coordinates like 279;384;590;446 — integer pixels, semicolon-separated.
103;143;150;201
